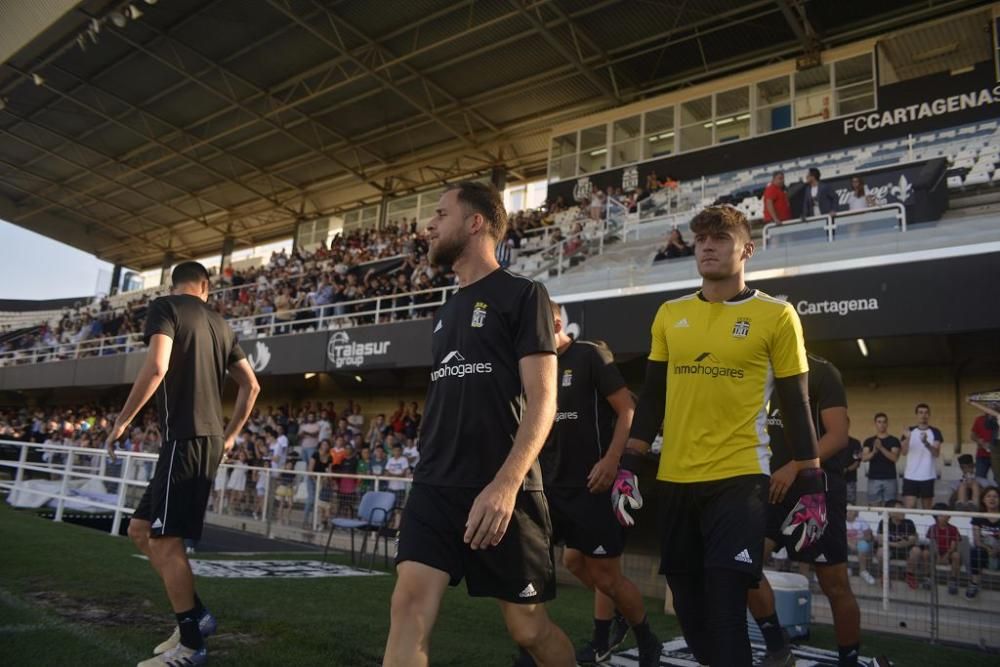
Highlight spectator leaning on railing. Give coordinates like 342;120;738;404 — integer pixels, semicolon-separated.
967;486;1000;599
801;167;838;220
762;170;792;224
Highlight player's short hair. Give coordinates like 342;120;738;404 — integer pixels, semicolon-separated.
874;412;888;421
915;403;930;413
808;167;821;180
171;261;210;287
446;181;507;241
689;205;752;242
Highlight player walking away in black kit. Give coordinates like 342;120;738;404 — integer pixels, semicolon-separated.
610;206;828;666
516;303;660;667
748;352;862;667
105;262;260;667
384;182;574;667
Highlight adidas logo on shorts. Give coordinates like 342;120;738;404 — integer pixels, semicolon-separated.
518;583;538;598
151;518;164;530
734;548;753;564
593;545;607;556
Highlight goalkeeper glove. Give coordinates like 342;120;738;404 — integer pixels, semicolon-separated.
611;451;644;527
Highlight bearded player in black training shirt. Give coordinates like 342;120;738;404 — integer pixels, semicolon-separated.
516;303;660;667
104;262;260;667
747;352;862;667
384;182;575;667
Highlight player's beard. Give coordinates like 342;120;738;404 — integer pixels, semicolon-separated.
429;233;466;267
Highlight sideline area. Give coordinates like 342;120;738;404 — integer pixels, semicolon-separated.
2;504;999;666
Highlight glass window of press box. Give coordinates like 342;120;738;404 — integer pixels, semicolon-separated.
548;52;875;183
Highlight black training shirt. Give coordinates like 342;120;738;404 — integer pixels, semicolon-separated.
768;353;849;475
143;294;245;441
539;339;627;488
863;435;901;480
414;269;556;491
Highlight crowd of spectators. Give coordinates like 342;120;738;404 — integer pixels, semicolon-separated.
0;221;458;362
2;397;423;527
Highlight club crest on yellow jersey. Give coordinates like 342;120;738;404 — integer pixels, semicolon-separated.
731;317;751;338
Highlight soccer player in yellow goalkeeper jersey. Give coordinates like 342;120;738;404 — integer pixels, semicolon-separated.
609;206;828;666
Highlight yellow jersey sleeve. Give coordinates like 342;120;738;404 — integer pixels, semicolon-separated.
770;303;809;378
648;303;670;362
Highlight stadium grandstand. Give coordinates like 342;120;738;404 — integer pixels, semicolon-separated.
2;1;1000;665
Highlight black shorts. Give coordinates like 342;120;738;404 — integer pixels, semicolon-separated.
133;436;223;540
657;474;768;580
396;484;556;604
902;478;935;499
765;475;848;566
547;486;625;558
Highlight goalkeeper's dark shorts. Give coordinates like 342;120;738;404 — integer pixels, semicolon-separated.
657;474;768;581
765;473;847;565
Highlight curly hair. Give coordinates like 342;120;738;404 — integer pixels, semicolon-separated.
689;205;752;242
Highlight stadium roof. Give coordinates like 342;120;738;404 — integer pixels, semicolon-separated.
0;0;988;269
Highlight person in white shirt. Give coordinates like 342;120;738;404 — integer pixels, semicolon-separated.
402;440;420;469
298;413;320;461
845;176;876;212
384;444;410;506
845;509;876;584
268;429;288;469
317;411;333;443
901;403;943;509
347;404;365;432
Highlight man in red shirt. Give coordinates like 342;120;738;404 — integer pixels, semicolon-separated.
923;503;962;594
971;413;998;481
762;171;791;223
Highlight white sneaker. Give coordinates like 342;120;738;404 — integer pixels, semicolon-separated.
139;644;207;666
154;612;217;655
861;571;877;585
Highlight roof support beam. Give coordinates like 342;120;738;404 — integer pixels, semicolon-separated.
776;0;822;54
266;0;484;151
506;0;621;105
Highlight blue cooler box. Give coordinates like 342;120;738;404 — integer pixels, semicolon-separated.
753;571;812;639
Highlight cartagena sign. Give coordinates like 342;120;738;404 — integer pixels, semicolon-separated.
843;85;1000;134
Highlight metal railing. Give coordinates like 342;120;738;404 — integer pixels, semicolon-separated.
2;439;999;647
762;203;907;250
0;439;413;542
0;284;457;366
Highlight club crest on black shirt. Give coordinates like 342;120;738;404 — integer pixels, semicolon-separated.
414;270;556;491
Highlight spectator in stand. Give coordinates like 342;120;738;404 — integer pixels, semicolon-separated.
875;500;921;589
844;435;863;504
901;404;943;509
402;438;420;469
645;171;662;192
653;228;693;262
846;509;876;585
347;404;365;433
968;486;1000;598
298;412;320;461
762;170;792;224
385;443;410;507
862;413;901;504
367;413;390;449
801;168;838;220
845;176;876;212
971;412;998;482
950;454;985;510
923;502;963;594
370;446;387;476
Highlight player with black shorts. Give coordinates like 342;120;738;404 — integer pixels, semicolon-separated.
384;182;574;667
516;303;660;667
105;261;260;667
611;206;827;666
748;352;862;667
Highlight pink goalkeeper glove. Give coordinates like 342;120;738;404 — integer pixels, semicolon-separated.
611;468;643;527
780;468;828;554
